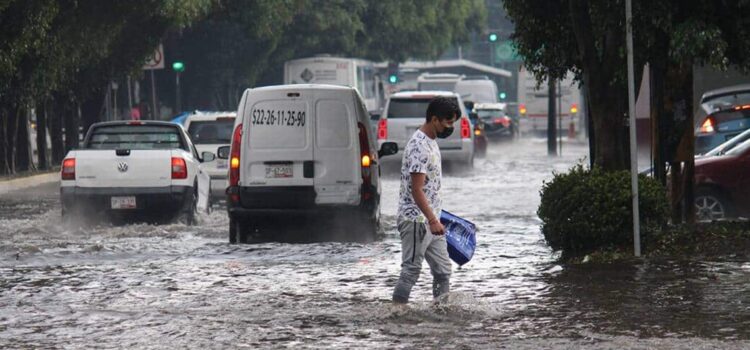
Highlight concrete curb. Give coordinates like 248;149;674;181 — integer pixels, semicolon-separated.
0;172;59;195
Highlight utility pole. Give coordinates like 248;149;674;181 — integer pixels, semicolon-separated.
626;0;641;257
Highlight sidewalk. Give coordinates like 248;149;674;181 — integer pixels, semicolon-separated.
0;170;59;195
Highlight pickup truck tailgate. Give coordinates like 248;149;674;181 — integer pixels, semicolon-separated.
75;150;173;188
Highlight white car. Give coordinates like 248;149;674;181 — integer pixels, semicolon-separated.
221;84;398;243
60;120;211;224
184;111;236;208
377;91;475;169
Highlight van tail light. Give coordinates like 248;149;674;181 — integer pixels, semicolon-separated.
377;119;388;140
61;158;76;180
460;117;471;139
171;157;188;179
358;122;374;202
699;117;715;134
228;123;243;203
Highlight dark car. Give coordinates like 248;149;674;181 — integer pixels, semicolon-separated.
693;138;750;221
695;85;750;154
474;103;515;139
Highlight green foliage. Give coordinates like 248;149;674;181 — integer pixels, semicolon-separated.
169;0;486;110
538;164;669;257
650;221;750;257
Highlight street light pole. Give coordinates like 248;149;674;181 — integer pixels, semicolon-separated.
175;72;181;113
172;61;185;114
626;0;642;257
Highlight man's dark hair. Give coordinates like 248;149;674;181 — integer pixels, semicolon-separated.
425;96;460;123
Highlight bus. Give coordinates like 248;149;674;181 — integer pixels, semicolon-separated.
284;56;386;113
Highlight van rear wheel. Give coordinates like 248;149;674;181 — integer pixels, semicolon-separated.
229;217;249;244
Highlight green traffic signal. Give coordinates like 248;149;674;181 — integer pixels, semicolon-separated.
499;92;507;100
172;61;185;72
389;74;398;84
488;33;498;42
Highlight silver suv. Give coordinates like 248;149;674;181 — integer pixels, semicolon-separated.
377;91;475;169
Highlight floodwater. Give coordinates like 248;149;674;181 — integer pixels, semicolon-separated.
1;139;749;349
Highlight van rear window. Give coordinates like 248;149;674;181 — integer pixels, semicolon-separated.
387;98;458;119
87;125;184;150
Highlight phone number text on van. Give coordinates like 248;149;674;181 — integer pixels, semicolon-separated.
251;109;306;127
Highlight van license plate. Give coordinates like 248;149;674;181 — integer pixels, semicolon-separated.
111;196;136;209
265;164;293;178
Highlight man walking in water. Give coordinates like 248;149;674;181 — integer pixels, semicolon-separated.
392;96;459;304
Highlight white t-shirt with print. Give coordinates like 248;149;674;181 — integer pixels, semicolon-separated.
397;129;442;223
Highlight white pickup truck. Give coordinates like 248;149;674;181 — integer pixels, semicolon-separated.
60;121;211;224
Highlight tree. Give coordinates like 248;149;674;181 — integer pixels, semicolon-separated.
0;0;211;175
167;0;486;110
505;0;750;221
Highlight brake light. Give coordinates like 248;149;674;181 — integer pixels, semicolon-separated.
460;117;471;139
519;104;527;115
699;117;715;134
377;119;388;140
228;124;243;202
61;158;75;180
171;157;187;179
571;103;578;114
358;122;374;202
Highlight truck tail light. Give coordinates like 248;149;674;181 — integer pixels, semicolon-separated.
228;123;243;203
61;158;76;180
377;119;388;140
460;117;471;139
358;122;373;202
171;157;187;179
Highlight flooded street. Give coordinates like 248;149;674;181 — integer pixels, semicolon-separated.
2;139;749;349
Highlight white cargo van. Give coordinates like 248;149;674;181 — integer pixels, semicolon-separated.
221;84;398;243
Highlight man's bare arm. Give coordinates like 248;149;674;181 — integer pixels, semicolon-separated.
411;173;445;235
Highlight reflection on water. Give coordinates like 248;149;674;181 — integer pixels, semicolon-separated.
1;139;749;349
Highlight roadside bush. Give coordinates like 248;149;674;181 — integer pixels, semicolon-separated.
538;164;669;257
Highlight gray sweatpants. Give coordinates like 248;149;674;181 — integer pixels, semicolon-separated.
392;219;452;303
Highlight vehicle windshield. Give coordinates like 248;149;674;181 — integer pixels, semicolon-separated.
477;110;504;118
387;98;459;119
187;119;235;144
701;91;750;114
87;125;184;150
418;82;457;92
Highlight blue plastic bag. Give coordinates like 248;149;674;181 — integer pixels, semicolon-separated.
440;210;477;266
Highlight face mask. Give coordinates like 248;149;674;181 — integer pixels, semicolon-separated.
437;126;454;139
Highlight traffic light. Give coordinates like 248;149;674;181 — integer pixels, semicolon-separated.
499;92;507;100
488;33;498;42
387;62;399;84
172;61;185;72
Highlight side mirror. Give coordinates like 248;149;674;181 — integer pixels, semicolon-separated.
464;101;475;111
201;151;216;162
369;112;381;121
217;146;230;160
378;142;398;158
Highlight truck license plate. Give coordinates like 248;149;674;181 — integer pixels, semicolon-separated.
265;164;293;178
111;196;136;209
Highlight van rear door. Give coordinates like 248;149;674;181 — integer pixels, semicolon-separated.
241;89;313;193
312;90;360;205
